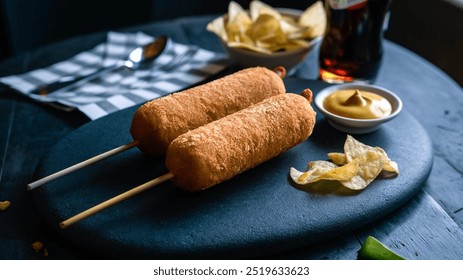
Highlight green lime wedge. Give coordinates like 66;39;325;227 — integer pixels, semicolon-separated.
358;236;406;260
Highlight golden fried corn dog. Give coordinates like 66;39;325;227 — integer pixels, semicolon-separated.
130;66;286;157
166;92;316;192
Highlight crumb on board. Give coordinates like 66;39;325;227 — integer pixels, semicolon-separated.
31;241;43;252
32;241;48;256
0;201;11;211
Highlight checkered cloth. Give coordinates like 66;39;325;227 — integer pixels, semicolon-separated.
0;32;228;120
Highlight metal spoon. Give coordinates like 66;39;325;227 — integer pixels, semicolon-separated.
33;35;169;96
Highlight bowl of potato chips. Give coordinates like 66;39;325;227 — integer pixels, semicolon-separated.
207;1;326;70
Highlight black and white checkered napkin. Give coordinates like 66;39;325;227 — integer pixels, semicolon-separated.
0;32;228;120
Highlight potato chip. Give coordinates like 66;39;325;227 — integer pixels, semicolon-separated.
317;159;359;182
226;1;253;43
359;150;388;179
207;1;326;54
344;135;399;177
290;161;337;184
384;160;399;173
342;149;389;190
328;152;347;165
207;16;228;41
290;159;359;185
249;0;281;21
381;160;400;178
248;14;286;44
270;39;311;52
229;1;250;22
299;0;326;38
280;16;303;35
228;41;272;54
290;135;399;190
344;134;378;163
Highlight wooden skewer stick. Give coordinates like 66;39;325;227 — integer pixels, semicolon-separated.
60;172;174;229
27;141;139;191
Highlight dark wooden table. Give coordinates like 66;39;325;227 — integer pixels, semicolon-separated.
1;15;462;260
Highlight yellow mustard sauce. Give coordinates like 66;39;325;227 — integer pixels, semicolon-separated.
323;89;392;119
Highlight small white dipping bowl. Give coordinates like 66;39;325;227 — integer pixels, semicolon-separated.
314;84;403;134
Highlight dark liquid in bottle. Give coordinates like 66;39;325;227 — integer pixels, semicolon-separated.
319;0;392;83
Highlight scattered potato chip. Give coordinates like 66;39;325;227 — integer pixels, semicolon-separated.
327;152;347;165
344;135;399;178
344;135;383;162
343;149;389;190
0;200;11;211
290;135;399;190
207;0;326;54
290;159;360;185
290;161;338;184
319;159;359;182
384;160;399;173
381;160;400;178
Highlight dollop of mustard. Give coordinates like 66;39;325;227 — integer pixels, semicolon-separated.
323;89;392;119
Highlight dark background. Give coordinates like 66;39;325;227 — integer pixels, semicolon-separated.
1;0;462;86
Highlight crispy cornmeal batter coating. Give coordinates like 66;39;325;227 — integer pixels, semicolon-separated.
130;67;286;157
166;93;316;192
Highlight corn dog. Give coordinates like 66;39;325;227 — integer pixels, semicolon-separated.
166;92;316;192
58;91;315;228
130;66;286;157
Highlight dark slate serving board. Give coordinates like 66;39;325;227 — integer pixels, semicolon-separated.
31;78;433;259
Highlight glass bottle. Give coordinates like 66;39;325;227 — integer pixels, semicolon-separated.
319;0;393;83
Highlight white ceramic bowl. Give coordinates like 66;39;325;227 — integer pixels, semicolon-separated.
314;84;403;134
221;36;321;70
214;8;322;71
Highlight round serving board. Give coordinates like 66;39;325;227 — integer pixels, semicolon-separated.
31;78;433;259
